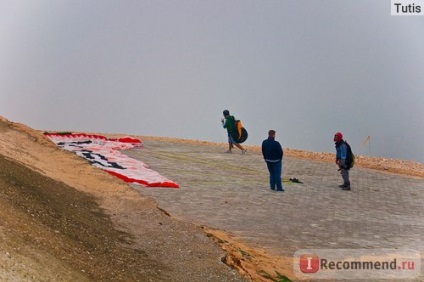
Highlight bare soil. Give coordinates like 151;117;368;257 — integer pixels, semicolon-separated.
0;117;244;282
1;116;422;281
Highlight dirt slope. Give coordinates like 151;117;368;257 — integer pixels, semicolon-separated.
1;116;422;282
0;117;244;282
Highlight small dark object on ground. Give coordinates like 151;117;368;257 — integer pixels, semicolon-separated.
289;178;303;184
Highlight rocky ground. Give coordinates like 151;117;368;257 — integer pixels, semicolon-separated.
0;117;244;282
0;116;422;281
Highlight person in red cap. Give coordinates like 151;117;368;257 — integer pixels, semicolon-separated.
334;132;351;190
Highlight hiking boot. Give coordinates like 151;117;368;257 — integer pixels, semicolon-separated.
339;182;350;188
339;183;350;191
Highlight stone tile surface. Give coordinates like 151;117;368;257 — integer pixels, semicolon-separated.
127;140;424;278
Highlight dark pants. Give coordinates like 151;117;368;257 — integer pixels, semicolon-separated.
266;161;283;191
338;165;350;185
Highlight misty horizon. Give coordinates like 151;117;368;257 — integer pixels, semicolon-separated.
1;1;423;162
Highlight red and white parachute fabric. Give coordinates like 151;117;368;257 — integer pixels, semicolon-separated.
44;133;179;188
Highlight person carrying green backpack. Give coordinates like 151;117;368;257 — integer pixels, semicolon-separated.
221;110;247;154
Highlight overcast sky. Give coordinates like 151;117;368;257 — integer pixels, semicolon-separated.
1;0;423;162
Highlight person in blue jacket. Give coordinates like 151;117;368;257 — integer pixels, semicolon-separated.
334;132;351;190
262;130;284;192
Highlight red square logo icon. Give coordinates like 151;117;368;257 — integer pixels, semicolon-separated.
299;254;319;273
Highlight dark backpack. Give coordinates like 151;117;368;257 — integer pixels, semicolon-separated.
231;118;248;144
344;141;355;169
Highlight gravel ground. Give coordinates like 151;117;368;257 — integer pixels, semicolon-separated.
0;117;246;282
1;116;422;282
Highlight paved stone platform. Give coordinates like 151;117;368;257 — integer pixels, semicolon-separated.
127;140;424;279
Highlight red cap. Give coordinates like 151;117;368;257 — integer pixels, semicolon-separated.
334;132;343;142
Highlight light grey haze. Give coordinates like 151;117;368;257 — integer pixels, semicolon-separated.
1;0;423;162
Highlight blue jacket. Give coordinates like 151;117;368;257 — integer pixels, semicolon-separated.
262;137;283;162
335;140;348;160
